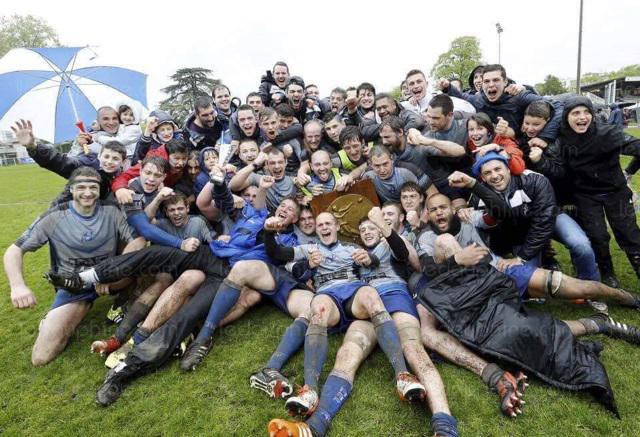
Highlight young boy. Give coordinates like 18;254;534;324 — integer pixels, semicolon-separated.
132;110;180;165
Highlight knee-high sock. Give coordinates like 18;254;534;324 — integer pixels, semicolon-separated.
431;412;458;437
195;280;241;342
303;323;328;391
306;373;352;437
114;302;151;343
372;310;408;375
266;317;309;370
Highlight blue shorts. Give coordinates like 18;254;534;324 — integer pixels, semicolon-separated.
258;264;310;314
504;264;536;298
51;286;98;310
317;281;369;333
375;282;419;319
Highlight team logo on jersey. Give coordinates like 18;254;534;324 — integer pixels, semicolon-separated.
82;230;95;242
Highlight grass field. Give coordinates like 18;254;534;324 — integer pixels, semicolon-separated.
1;147;640;436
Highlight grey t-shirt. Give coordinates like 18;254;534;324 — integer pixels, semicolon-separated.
294;241;360;292
424;118;468;145
359;240;405;287
156;215;215;243
246;173;298;211
294;226;321;244
363;167;418;203
414;220;497;266
16;202;133;275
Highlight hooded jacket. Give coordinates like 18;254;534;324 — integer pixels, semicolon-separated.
552;96;640;194
132;110;181;165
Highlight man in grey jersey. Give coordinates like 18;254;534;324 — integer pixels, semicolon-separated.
3;167;136;366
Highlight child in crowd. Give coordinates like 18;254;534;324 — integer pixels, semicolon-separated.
132;110;180;165
116;103;143;167
466;112;525;175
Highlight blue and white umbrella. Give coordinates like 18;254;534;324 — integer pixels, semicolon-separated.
0;46;147;144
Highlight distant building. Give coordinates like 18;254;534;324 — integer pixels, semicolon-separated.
0;130;31;165
581;77;640;105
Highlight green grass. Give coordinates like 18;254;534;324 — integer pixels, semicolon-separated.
2;146;640;436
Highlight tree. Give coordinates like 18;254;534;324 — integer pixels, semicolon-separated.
159;68;220;126
535;74;567;96
430;36;483;84
0;14;60;57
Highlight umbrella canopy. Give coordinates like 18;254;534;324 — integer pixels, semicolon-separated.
0;47;147;144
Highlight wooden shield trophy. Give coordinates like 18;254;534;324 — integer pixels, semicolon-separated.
310;179;380;244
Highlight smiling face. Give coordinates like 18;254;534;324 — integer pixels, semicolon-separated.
315;212;339;245
359;220;382;248
156;123;175;143
98;148;124;174
382;204;404;231
522;115;547;139
70;177;101;210
140;163;166;193
196;105;217;128
203;150;219;170
298;209;316;235
427;194;454;233
98;108;120;134
467;119;490;147
375;97;396;120
379;125;402;150
120;108;135;125
165;200;189;227
342;138;363;162
311;151;332;182
480;160;511;192
237;109;257;136
214;87;231;113
358;89;375;110
304;123;322;151
275;198;299;226
567;105;593;134
406;72;427;101
239;141;259;165
273;65;290;88
482;70;507;102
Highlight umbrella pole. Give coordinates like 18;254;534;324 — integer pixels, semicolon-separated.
65;85;89;154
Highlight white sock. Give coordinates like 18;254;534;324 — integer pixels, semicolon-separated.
79;268;99;285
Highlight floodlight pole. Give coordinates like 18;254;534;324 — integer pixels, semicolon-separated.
576;0;584;94
496;23;503;64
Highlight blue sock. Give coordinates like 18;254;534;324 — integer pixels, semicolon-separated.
306;374;352;437
266;317;309;370
303;323;328;390
431;412;458;437
195;281;241;343
132;328;150;345
372;311;408;374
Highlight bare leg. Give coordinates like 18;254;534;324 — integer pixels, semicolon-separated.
140;270;205;332
32;301;91;366
393;311;450;414
417;304;487;376
527;269;637;306
219;288;262;327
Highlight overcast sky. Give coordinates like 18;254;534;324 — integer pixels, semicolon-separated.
3;0;639;108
